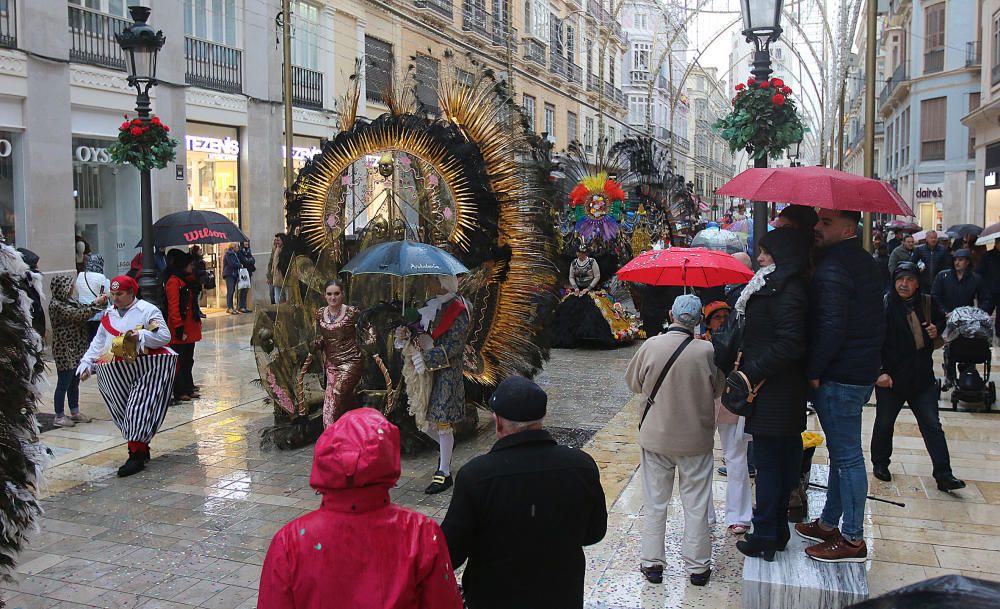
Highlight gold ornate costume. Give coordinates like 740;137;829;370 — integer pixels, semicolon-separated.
315;306;364;427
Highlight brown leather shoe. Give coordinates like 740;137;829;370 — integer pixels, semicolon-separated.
805;532;867;563
795;519;839;543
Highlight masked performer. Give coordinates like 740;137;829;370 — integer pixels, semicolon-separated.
77;275;176;477
311;279;363;427
397;275;470;494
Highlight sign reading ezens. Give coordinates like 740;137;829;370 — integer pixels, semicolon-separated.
184;135;321;162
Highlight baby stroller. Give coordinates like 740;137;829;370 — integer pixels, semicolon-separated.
942;306;995;411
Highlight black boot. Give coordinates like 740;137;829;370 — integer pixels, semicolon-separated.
736;533;776;562
117;451;146;477
873;465;892;482
776;522;791;551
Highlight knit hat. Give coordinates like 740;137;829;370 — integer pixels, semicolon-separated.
671;294;703;328
893;261;919;281
703;301;731;322
490;375;547;422
83;253;105;274
109;275;138;294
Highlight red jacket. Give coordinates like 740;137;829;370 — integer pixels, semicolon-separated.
258;409;463;609
164;274;202;344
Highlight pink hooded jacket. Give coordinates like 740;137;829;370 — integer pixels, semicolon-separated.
257;409;463;609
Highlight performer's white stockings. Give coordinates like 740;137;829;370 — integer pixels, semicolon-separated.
438;428;455;475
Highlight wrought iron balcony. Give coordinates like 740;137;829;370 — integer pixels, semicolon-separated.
462;2;490;40
568;62;582;84
587;73;601;93
291;65;323;109
550;52;567;79
923;48;943;74
185;37;243;95
491;21;515;47
966;41;982;68
0;0;15;49
68;5;129;70
415;0;453;20
523;38;545;66
879;61;908;109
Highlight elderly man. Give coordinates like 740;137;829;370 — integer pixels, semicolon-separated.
77;275;176;477
441;376;607;609
932;249;992;390
626;294;723;586
798;209;884;563
888;234;916;275
912;230;952;291
871;263;965;492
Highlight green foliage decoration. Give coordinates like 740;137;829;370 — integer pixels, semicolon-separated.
108;114;178;171
712;76;807;160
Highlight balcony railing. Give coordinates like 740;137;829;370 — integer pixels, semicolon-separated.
523;38;545;66
462;2;490;40
68;5;129;71
630;69;650;83
550;52;567;78
185;37;243;94
614;87;624;106
923;48;944;74
568;62;582;84
967;41;982;67
415;0;453;19
587;73;601;93
0;0;15;49
491;20;515;47
291;65;323;109
992;62;1000;87
879;61;908;108
586;0;600;19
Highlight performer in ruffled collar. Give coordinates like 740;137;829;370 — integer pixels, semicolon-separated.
77;275;177;477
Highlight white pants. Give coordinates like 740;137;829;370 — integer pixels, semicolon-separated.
640;449;713;574
717;420;753;526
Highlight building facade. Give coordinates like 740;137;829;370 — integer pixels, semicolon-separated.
879;0;979;230
963;0;1000;228
685;64;735;212
0;0;628;305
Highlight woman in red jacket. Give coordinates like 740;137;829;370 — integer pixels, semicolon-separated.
165;252;202;401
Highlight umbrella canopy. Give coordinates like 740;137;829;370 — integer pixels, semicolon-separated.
977;222;1000;246
947;224;983;238
885;220;921;232
728;219;750;234
717;166;913;216
690;227;747;254
138;210;248;248
616;247;754;288
340;240;469;277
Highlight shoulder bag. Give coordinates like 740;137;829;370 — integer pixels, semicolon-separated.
721;352;765;417
639;328;694;430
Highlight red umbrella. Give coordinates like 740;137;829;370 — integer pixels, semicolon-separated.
885;220;921;232
717;167;913;216
616;247;754;288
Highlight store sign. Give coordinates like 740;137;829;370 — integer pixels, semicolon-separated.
282;145;322;162
185;135;321;162
915;185;944;199
74;145;112;164
986;172;997;187
0;138;11;158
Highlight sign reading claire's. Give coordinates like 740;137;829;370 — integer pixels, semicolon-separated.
915;185;944;200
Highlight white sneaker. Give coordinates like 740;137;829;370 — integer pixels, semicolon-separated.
69;413;93;423
54;416;75;427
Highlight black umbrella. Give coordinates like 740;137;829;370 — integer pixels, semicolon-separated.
135;210;248;248
946;224;983;238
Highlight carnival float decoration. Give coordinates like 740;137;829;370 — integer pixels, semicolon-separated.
254;56;560;450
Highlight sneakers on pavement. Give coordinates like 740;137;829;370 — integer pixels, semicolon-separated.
805;531;868;563
795;519;840;543
69;412;92;423
53;416;75;427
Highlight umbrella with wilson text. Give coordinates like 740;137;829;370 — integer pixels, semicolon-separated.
616;247;754;288
137;210;248;248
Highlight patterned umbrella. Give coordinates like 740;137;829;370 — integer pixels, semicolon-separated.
690;227;747;254
616;247;754;288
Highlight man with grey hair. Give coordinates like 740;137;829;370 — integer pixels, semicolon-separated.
441;376;607;609
626;294;724;586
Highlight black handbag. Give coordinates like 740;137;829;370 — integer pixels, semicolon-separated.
711;314;744;375
721;353;765;417
201;270;217;291
639;328;694;429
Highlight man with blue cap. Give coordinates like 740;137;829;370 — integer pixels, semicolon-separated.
441;375;607;609
931;248;992;389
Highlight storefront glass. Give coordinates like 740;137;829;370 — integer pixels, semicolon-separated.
0;131;16;245
72;136;141;276
186;123;241;309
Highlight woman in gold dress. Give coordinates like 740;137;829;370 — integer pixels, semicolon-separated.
312;279;364;427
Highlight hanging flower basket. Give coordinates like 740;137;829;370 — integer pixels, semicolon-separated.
108;115;178;171
713;76;806;160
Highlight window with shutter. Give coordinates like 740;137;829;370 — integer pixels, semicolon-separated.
920;97;946;161
923;3;945;74
415;55;440;114
365;36;393;104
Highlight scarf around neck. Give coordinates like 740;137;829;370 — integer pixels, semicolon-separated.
735;264;775;317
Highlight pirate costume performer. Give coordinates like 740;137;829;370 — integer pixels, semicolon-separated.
77;275;177;477
397;275;470;494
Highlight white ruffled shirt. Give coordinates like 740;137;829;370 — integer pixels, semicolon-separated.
77;298;173;374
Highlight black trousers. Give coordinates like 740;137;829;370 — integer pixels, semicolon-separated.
871;384;953;480
750;434;802;541
172;343;196;398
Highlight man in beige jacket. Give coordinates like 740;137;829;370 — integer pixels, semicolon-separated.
625;294;724;586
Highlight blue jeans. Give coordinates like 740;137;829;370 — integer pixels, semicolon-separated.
813;381;873;541
53;369;80;417
225;275;237;310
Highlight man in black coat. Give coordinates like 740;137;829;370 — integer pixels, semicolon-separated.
912;230;953;292
871;262;965;492
797;209;884;564
441;376;607;609
932;249;991;389
977;238;1000;334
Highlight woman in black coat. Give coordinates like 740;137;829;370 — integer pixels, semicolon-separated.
730;227;810;561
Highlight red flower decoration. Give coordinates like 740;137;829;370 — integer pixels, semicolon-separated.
151;117;162;125
781;86;792;94
772;93;786;106
120;121;130;130
131;119;142;126
130;127;144;136
164;125;170;132
771;78;784;87
760;81;771;89
747;78;757;86
735;83;746;91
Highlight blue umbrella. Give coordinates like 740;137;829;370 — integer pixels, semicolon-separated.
340;240;469;277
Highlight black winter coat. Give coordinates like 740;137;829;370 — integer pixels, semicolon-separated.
977;249;1000;304
881;293;945;398
931;269;992;314
807;238;885;386
441;430;607;609
912;244;953;290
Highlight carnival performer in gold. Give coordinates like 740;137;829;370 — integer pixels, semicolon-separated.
312;279;364;427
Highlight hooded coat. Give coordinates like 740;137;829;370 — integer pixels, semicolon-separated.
258;409;463;609
48;275;104;371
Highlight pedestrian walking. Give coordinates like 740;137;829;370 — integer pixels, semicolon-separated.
888;235;916;275
222;243;242;315
885;230;902;255
976;237;1000;334
932;249;992;390
728;227;810;562
164;252;202;402
912;230;952;292
76;275;176;477
441;376;607;609
258;409;463;609
75;253;111;341
48;275;106;427
267;233;290;304
237;240;256;313
625;294;723;586
798;209;884;563
871;262;966;492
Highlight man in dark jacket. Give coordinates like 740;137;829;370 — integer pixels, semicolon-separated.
441;376;607;609
912;230;952;292
932;249;991;389
871;263;965;492
977;238;1000;334
796;209;884;564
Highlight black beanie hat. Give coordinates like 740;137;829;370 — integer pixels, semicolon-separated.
489;376;547;422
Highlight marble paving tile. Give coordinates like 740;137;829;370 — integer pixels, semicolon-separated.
933;545;1000;573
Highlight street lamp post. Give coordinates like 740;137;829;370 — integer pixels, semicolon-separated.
116;6;166;307
739;0;784;261
787;140;802;167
